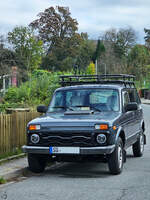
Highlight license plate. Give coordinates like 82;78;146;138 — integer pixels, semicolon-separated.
49;147;80;154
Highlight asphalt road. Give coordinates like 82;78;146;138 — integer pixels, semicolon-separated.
0;104;150;200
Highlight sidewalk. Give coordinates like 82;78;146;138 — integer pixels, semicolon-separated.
0;155;58;183
141;98;150;105
0;155;28;182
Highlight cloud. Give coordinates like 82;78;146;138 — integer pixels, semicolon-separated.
0;0;149;43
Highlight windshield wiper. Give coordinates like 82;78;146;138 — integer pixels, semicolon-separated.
52;106;74;111
90;106;101;112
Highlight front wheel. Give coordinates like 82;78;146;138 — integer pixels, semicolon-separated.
108;137;124;175
28;153;47;173
132;132;144;157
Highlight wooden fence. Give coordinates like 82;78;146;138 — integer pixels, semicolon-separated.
0;112;40;155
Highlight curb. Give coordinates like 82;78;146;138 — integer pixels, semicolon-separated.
0;161;58;183
1;168;26;182
141;98;150;105
142;102;150;105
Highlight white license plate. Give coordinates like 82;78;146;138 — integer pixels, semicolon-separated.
49;147;80;154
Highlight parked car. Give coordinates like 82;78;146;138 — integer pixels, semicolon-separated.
22;74;146;175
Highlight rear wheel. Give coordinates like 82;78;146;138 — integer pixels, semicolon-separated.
28;153;47;173
108;137;124;175
132;132;144;157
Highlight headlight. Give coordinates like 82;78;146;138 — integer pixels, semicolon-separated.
29;124;41;131
31;134;40;144
95;124;108;130
96;134;107;144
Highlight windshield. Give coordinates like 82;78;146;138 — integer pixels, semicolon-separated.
48;88;120;112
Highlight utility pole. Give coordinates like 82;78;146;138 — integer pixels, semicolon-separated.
101;63;106;75
3;75;6;92
104;63;106;75
95;60;98;75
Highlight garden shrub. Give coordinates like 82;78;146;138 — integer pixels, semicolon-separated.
3;71;61;108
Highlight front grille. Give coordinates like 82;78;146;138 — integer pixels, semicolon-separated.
37;131;95;147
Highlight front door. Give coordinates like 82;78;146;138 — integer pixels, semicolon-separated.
121;91;137;148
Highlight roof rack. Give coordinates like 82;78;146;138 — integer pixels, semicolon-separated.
60;74;136;88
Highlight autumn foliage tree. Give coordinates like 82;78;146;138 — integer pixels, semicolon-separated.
30;6;89;71
86;62;95;75
30;6;78;49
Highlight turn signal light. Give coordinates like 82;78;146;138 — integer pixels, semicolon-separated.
113;125;117;130
29;125;40;131
100;124;108;130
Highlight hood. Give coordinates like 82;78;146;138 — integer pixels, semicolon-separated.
29;111;121;129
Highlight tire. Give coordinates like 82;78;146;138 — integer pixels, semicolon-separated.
28;153;47;173
132;132;144;157
108;137;124;175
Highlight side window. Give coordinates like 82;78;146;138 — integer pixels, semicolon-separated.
123;91;130;107
134;90;141;104
128;90;135;102
128;89;141;104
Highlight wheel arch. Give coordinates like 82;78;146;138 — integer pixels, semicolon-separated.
141;120;146;144
116;127;126;147
141;120;145;132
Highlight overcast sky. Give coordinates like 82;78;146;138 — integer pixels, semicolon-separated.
0;0;150;43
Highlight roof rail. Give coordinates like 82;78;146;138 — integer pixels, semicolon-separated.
60;74;135;88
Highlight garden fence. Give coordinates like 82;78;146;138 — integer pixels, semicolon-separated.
0;112;39;155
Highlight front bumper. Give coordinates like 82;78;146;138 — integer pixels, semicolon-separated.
22;145;115;155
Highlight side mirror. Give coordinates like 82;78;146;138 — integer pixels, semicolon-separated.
124;102;138;112
37;105;48;113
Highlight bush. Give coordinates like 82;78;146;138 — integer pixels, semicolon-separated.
2;71;75;111
86;62;95;75
4;87;18;103
3;71;61;108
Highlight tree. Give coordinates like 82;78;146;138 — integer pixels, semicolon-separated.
92;39;105;64
30;6;88;71
144;28;150;49
30;6;78;50
103;27;136;58
86;62;95;75
91;39;105;74
41;33;95;72
100;27;137;74
128;44;150;81
8;26;44;73
0;48;18;75
74;34;95;73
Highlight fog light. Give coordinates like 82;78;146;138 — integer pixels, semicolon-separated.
31;134;40;144
97;134;106;144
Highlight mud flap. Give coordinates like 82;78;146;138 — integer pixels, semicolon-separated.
123;149;126;163
144;134;146;145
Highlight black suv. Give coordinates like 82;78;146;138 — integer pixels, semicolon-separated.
22;74;146;175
